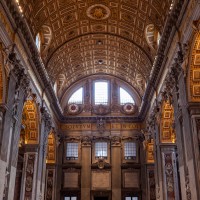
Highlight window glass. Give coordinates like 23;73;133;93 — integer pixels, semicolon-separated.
124;142;136;160
120;87;135;105
95;142;107;159
35;33;41;51
94;81;108;105
66;143;78;160
68;87;83;104
125;197;138;200
64;197;77;200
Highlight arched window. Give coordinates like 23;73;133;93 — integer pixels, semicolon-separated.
68;87;83;104
120;87;135;105
94;81;108;105
35;33;41;52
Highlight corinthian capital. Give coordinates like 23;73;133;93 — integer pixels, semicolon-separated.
40;106;52;133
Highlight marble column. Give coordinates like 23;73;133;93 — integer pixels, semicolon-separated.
35;107;52;200
20;151;38;200
111;136;121;200
45;166;56;200
160;147;180;200
81;138;91;200
0;50;30;200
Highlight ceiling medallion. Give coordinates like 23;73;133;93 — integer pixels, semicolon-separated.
86;4;111;20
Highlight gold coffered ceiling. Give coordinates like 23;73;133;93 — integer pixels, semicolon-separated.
19;0;172;97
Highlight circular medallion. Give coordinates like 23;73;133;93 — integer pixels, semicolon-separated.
122;103;136;114
68;103;79;114
86;4;111;20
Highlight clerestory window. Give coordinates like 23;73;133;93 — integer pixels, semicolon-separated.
125;197;138;200
68;87;83;104
64;197;77;200
120;87;135;105
66;143;78;160
95;142;107;159
94;81;108;105
124;142;137;160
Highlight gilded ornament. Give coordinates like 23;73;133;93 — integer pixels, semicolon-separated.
86;4;110;20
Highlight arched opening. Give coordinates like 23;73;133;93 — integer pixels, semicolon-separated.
21;100;39;144
14;99;39;200
46;131;56;164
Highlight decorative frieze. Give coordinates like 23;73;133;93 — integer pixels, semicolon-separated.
164;153;175;199
24;154;36;200
45;169;55;200
60;122;142;131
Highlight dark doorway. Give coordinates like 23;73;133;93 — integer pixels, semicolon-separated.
94;197;108;200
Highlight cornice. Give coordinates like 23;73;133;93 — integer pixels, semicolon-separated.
1;0;63;119
139;0;189;120
61;116;142;123
0;0;189;123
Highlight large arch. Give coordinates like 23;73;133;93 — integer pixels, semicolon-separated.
21;99;40;144
46;130;56;164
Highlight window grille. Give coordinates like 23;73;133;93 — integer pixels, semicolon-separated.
95;142;107;159
94;82;108;105
65;197;77;200
124;142;136;160
125;197;138;200
66;143;78;160
68;87;83;104
120;87;135;105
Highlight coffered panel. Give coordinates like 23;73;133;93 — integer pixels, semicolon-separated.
18;0;172;97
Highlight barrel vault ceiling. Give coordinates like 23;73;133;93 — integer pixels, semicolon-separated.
19;0;172;98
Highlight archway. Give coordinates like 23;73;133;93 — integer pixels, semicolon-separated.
14;98;39;200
